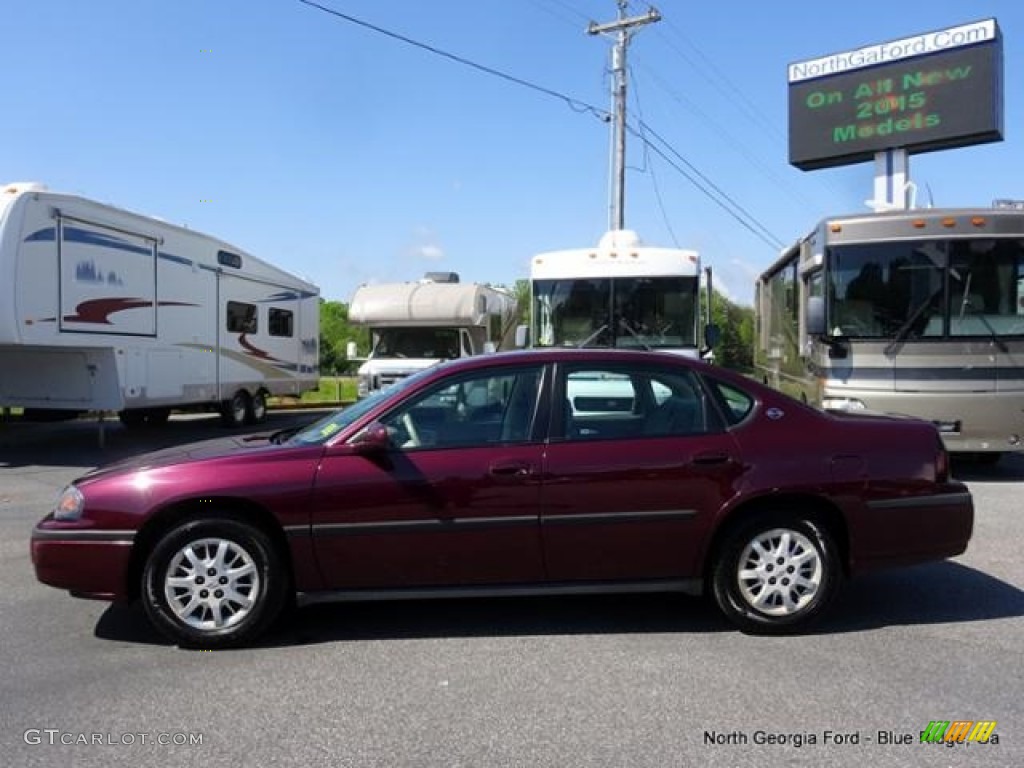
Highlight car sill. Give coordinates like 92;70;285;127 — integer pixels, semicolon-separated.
296;578;703;607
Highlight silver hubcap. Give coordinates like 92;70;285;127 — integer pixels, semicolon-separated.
164;538;260;630
232;397;246;422
253;395;266;419
736;528;822;617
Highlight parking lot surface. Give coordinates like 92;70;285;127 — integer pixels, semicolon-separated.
1;413;1021;767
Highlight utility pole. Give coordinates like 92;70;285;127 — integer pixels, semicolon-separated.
588;2;661;231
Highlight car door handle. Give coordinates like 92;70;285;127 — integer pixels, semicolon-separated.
690;452;734;466
489;460;533;478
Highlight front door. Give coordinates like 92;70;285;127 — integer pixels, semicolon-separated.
312;365;547;589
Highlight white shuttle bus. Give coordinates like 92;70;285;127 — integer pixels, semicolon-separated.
755;206;1024;460
0;182;320;427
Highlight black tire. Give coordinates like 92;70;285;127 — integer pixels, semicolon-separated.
221;391;249;428
120;408;172;428
975;452;1002;466
141;517;286;649
711;514;841;634
119;410;147;429
147;407;172;426
246;390;268;425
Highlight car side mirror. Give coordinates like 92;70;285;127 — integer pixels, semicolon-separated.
350;421;391;454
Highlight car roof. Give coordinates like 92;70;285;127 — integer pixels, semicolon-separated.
432;348;708;375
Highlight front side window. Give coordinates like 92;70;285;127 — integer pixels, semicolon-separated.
226;301;257;334
379;366;543;449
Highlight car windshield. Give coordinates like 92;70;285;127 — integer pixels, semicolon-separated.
287;367;434;445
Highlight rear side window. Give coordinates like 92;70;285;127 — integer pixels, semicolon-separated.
704;378;755;425
269;308;294;337
558;364;719;441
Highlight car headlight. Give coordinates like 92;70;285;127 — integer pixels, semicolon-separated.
54;485;85;521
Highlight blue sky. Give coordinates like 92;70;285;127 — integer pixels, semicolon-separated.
3;1;1021;306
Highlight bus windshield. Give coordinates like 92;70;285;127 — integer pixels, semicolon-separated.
827;238;1024;339
533;276;698;349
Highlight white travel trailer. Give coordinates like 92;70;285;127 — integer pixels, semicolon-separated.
349;273;517;397
0;182;320;426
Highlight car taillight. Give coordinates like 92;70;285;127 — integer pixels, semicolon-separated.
935;437;950;483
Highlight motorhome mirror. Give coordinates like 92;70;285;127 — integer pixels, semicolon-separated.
807;296;826;336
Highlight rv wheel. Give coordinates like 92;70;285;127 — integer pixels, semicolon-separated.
247;391;268;424
221;391;250;428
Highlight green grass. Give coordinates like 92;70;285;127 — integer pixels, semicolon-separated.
293;377;358;404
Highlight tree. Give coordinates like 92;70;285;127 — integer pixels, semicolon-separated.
704;291;754;371
318;299;369;375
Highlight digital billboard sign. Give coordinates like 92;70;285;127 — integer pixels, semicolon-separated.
788;19;1003;171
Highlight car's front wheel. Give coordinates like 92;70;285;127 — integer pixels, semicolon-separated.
141;517;286;648
711;515;840;634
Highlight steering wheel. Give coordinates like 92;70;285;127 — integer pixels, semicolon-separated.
400;413;421;447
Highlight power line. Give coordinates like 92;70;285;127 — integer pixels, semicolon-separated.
297;0;782;249
634;120;786;250
297;0;608;121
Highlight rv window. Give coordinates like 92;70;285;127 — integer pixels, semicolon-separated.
218;250;243;269
227;301;258;334
269;308;294;337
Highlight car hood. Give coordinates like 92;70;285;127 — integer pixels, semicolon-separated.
76;433;284;484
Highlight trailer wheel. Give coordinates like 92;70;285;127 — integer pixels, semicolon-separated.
221;391;249;428
246;391;268;425
119;410;147;429
147;408;172;425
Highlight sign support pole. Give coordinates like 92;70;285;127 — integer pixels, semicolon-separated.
870;148;910;211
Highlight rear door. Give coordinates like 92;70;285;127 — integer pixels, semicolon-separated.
540;361;743;582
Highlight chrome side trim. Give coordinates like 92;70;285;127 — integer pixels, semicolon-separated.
297;578;703;606
543;509;697;527
311;515;538;537
31;528;136;543
867;492;973;511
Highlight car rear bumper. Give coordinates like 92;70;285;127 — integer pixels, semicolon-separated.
31;526;135;601
850;487;974;573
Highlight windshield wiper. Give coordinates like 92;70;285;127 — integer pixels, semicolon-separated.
268;426;303;445
577;323;609;348
884;287;942;354
616;317;651;350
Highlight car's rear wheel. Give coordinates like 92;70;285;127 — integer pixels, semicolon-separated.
711;515;840;634
141;517;286;648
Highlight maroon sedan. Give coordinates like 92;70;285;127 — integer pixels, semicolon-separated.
32;349;973;647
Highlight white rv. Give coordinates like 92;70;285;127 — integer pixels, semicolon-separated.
0;182;320;427
349;273;517;397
